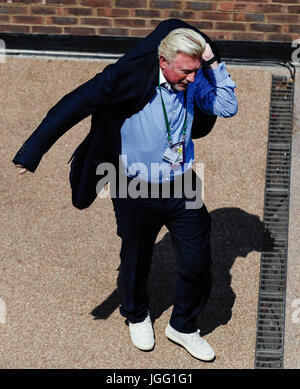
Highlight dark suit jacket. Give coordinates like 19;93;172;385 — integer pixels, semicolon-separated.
13;19;221;210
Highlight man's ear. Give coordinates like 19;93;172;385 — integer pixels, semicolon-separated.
159;55;168;71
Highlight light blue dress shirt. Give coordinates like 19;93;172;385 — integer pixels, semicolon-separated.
120;62;237;183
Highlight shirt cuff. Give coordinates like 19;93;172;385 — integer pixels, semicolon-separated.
205;62;230;86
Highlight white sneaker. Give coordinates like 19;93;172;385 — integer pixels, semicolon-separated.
128;313;155;351
165;324;215;361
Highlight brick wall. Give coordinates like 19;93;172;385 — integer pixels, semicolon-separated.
0;0;299;42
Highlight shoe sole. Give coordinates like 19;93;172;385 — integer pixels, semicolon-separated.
132;342;155;351
165;327;215;362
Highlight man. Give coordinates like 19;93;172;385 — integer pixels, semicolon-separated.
13;19;238;361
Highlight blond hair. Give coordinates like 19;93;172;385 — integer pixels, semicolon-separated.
158;28;206;62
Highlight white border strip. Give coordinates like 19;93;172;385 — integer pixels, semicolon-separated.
5;48;123;62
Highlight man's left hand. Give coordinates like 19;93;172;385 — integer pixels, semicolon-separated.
202;43;218;69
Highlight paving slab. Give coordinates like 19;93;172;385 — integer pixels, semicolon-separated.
0;56;293;369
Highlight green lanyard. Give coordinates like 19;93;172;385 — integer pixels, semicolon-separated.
158;72;188;148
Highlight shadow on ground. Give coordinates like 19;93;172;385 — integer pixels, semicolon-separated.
91;207;272;335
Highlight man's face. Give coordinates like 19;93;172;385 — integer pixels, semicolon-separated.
159;52;202;92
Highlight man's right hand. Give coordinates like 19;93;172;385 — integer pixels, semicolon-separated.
15;164;28;175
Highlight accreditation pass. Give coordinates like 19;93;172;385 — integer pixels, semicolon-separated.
162;142;184;165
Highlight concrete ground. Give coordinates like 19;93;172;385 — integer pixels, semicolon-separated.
0;55;298;369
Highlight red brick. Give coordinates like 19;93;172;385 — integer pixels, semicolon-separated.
215;22;247;31
221;2;283;12
64;7;93;16
11;0;41;4
48;16;77;25
0;15;9;22
115;18;145;27
245;13;265;22
219;2;250;12
0;5;27;14
288;5;300;14
266;33;294;42
201;11;231;21
32;25;63;34
129;28;154;37
12;25;30;33
99;27;129;36
186;1;216;11
46;0;77;4
134;9;161;18
64;26;96;35
232;32;265;41
252;4;284;13
218;1;234;11
99;8;129;18
12;15;43;24
202;30;231;40
289;25;300;33
232;13;244;22
165;11;196;19
271;0;299;3
233;13;265;22
267;14;299;23
80;0;112;7
115;0;147;8
150;0;182;10
31;6;58;15
250;23;281;33
237;0;268;2
0;24;30;33
80;17;112;26
0;6;10;14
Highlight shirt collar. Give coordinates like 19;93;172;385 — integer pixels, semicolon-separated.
159;67;172;91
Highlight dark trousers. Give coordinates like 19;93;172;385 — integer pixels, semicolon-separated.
111;177;212;333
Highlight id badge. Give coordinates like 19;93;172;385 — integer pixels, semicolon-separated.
162;147;179;164
171;142;185;165
162;142;185;170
